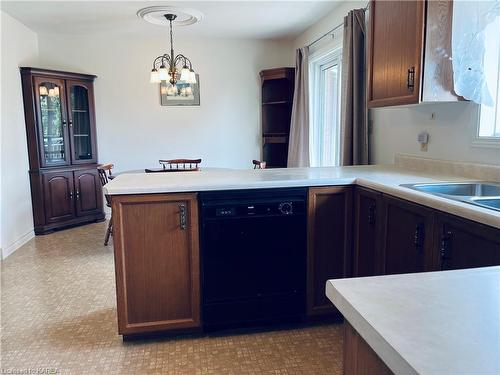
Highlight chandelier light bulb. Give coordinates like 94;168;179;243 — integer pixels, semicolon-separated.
180;66;190;82
158;66;170;81
150;69;160;83
187;70;197;84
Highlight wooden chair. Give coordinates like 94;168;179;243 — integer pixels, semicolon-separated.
97;163;114;246
158;159;202;171
253;160;266;169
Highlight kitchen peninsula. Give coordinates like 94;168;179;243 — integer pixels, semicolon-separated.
104;164;500;338
326;266;500;374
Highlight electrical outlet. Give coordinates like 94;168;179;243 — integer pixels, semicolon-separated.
418;131;429;152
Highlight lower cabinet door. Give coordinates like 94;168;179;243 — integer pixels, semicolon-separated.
307;186;353;316
353;187;383;277
437;214;500;270
381;196;434;275
74;169;102;216
42;171;75;223
112;193;200;335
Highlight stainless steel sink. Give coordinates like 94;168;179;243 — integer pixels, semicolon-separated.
404;182;500;197
400;182;500;212
471;198;500;211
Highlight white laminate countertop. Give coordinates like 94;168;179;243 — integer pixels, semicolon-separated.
104;165;500;228
326;266;500;375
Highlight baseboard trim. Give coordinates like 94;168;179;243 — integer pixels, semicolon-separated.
1;229;35;260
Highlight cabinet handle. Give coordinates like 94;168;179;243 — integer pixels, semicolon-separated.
440;230;453;269
69;120;73;127
414;223;425;252
62;120;67;127
407;67;415;92
69;190;74;199
368;203;376;225
76;189;80;200
179;203;187;230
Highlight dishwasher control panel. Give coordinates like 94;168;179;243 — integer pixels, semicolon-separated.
200;188;308;219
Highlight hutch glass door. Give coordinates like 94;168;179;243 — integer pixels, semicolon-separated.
36;78;69;166
68;81;95;163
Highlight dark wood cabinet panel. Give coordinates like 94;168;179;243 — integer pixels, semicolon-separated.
368;0;425;107
353;187;383;277
344;322;393;375
307;186;353;316
436;214;500;271
381;196;434;275
74;169;102;216
42;171;75;223
112;193;200;336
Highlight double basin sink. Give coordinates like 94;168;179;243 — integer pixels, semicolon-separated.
401;182;500;212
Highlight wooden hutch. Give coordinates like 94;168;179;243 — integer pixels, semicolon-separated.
259;68;295;168
20;67;104;234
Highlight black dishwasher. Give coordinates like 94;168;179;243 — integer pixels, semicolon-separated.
200;188;307;329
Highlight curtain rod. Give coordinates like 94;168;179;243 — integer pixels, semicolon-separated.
307;2;370;48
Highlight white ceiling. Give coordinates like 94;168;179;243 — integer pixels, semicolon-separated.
1;1;341;40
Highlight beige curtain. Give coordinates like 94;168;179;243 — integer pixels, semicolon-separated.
340;9;369;166
288;47;310;168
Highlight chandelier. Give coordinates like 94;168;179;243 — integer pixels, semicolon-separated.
149;14;197;88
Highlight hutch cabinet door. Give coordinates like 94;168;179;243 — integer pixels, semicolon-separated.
42;171;75;223
66;80;98;164
367;0;425;107
74;169;102;217
381;196;435;275
436;214;500;271
112;193;200;335
353;187;384;277
33;77;71;167
307;186;353;316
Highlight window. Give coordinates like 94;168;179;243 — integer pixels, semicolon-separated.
309;47;342;167
477;14;500;141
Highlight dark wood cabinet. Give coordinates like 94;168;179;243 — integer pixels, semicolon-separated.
42;171;75;223
260;68;295;168
21;67;104;234
354;188;500;277
307;186;353;316
435;214;500;271
368;0;460;108
112;193;201;336
381;196;435;275
368;0;425;107
353;187;383;277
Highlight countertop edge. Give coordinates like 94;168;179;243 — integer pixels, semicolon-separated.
325;280;418;375
104;174;500;229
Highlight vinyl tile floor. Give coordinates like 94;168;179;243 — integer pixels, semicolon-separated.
1;221;343;374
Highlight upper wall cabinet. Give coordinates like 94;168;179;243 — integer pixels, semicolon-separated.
368;0;461;108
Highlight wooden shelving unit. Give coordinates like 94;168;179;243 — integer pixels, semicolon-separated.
259;67;295;168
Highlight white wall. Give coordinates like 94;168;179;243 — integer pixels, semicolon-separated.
294;1;500;166
0;11;38;259
371;102;500;165
37;33;293;172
